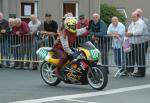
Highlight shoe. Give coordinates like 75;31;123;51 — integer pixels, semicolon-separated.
25;63;30;67
0;64;4;68
107;70;109;74
11;66;17;69
105;67;109;74
5;65;10;68
32;66;38;70
6;62;10;68
133;72;145;77
126;72;133;77
16;65;24;69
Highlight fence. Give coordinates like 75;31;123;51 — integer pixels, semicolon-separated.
0;33;150;69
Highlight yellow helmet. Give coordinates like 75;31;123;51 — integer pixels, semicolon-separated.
64;17;77;33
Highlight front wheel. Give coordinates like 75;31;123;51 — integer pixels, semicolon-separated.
40;61;61;86
87;65;108;90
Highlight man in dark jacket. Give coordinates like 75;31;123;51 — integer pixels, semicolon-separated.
44;13;58;33
89;13;110;73
0;12;9;68
37;13;58;46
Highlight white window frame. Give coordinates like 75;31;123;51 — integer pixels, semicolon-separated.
34;1;38;16
117;8;127;18
20;2;37;18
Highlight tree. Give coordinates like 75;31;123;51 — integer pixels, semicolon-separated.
100;3;126;25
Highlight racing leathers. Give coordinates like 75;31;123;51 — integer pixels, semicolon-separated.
53;28;87;78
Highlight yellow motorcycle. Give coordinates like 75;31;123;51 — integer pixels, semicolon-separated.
36;41;108;90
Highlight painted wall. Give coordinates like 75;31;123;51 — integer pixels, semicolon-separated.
1;0;100;26
0;0;2;12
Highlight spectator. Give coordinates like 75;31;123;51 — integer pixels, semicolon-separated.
135;8;150;33
37;13;58;46
4;18;16;68
77;14;90;45
28;15;41;34
7;18;17;64
89;13;109;73
77;14;89;36
107;16;125;74
0;12;9;68
12;18;29;69
63;12;73;18
125;12;149;77
27;15;41;70
8;18;15;32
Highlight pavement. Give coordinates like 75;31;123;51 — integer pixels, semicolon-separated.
0;67;150;103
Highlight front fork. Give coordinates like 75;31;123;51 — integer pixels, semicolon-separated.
80;61;96;79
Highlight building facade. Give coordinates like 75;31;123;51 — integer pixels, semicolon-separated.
101;0;150;19
0;0;100;25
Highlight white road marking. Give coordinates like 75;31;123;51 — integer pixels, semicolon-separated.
10;84;150;103
65;99;98;103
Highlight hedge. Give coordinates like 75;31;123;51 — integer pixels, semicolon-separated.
100;3;126;25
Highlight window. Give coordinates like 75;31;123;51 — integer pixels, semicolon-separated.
21;3;34;16
117;8;127;18
63;2;78;18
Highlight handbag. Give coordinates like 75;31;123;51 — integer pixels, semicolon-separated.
123;36;132;53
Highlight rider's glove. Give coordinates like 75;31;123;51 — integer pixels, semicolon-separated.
86;26;90;31
69;52;79;61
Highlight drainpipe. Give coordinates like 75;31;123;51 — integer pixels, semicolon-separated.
34;0;39;17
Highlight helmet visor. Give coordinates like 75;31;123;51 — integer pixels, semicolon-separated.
69;25;76;30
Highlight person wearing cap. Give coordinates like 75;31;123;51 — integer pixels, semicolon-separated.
43;13;58;34
77;14;89;36
77;14;90;45
37;13;58;46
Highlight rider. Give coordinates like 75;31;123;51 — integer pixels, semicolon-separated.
53;17;88;79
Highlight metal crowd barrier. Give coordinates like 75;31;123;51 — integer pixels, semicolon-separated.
0;33;150;69
76;35;150;69
0;33;54;67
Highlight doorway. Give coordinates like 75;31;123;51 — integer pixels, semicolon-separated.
63;2;78;18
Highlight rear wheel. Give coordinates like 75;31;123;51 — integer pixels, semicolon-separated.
40;61;61;86
87;65;108;90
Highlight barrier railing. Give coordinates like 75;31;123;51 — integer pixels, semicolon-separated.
0;33;150;69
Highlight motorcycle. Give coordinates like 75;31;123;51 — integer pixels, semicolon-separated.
36;41;108;90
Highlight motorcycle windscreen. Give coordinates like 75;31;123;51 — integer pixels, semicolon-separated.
81;41;96;50
79;41;101;61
